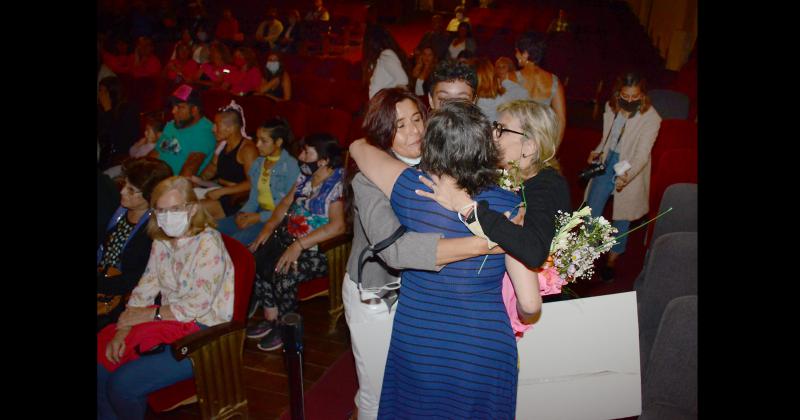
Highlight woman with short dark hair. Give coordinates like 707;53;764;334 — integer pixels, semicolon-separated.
515;32;566;141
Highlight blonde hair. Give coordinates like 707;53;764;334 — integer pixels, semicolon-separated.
475;57;505;99
495;57;517;83
497;100;561;177
147;176;217;241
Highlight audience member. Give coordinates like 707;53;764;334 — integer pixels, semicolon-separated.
195;41;236;90
229;46;263;96
411;45;437;96
97;164;121;249
152;84;217;177
130;36;162;79
256;52;292;101
98;76;140;168
585;72;661;281
246;134;346;351
103;37;133;75
215;8;244;43
305;0;330;22
255;8;283;50
97;176;234;420
195;101;259;219
448;22;476;60
446;5;470;32
415;14;450;61
515;32;566;141
164;41;199;84
456;49;476;66
495;56;520;84
129;114;165;159
548;9;570;34
217;117;300;246
275;9;302;53
475;57;529;122
97;158;173;332
362;24;410;99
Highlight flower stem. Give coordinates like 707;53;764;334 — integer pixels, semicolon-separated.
602;207;674;247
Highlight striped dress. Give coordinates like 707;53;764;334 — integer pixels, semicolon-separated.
378;168;521;419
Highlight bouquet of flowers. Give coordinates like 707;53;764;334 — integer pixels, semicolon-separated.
548;206;617;282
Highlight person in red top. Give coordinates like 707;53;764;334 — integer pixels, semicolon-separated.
103;37;132;75
164;42;199;85
229;47;263;96
195;42;237;90
130;36;162;79
215;8;244;42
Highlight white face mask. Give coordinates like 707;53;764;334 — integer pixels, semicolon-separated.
395;153;421;167
156;210;190;237
266;61;280;74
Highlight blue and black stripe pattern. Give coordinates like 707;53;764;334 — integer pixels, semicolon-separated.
378;168;521;420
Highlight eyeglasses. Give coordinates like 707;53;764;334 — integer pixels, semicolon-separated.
492;121;526;139
153;202;194;215
121;186;143;196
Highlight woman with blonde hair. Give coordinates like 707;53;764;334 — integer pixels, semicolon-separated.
475;57;529;122
495;56;519;84
98;175;235;420
417;99;571;270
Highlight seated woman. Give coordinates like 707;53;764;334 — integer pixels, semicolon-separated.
103;114;165;183
130;36;162;79
229;46;263;96
446;5;470;32
448;22;476;61
255;52;292;101
97;176;235;420
97;158;173;332
348;100;542;418
216;117;300;246
164;41;199;85
475;57;529;122
495;56;520;84
246;134;346;351
195;101;259;219
98;76;140;168
194;41;237;90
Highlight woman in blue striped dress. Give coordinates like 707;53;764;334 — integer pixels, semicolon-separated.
349;100;543;418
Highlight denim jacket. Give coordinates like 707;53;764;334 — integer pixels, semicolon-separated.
239;149;300;222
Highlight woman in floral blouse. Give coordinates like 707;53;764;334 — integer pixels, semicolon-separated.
98;176;235;420
247;133;346;351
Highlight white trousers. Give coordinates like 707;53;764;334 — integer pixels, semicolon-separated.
342;273;396;420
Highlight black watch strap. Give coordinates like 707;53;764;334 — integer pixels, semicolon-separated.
154;306;162;321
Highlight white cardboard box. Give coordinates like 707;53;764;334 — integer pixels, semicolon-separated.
516;291;642;420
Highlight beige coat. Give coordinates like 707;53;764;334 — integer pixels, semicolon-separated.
585;102;662;221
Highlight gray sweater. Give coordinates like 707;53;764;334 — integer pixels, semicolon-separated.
345;172;443;298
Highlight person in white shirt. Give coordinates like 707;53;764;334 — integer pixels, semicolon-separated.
362;24;410;99
255;8;284;50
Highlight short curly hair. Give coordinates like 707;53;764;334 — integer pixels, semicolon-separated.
428;60;477;94
515;32;547;65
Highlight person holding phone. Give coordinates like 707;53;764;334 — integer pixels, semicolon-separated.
584;72;662;281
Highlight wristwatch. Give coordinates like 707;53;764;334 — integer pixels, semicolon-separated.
464;208;477;224
154;306;163;321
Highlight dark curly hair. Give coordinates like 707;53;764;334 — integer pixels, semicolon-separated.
515;31;547;65
420;100;500;196
428;60;477;95
122;157;174;202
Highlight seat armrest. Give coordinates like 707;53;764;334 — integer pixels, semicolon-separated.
170;321;246;361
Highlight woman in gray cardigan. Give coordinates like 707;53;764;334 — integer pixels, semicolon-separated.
585;72;662;281
343;88;499;420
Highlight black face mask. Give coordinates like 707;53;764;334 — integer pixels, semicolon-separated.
619;98;641;113
300;161;318;176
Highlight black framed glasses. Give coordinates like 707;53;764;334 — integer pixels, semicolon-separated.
492;121;526;139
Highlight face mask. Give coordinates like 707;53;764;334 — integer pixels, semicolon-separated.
266;61;280;74
300;161;318;176
394;152;421;167
233;56;246;67
156;210;190;237
618;98;641;113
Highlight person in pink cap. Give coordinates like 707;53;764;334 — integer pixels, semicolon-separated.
151;85;216;177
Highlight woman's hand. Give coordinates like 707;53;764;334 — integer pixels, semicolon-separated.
106;326;131;365
615;172;631;192
117;306;157;329
415;174;473;213
249;225;274;252
235;212;260;229
587;151;601;164
509;206;526;225
206;188;226;201
275;241;303;274
189;175;204;186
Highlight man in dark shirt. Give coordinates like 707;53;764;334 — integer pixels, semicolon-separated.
415;14;451;62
